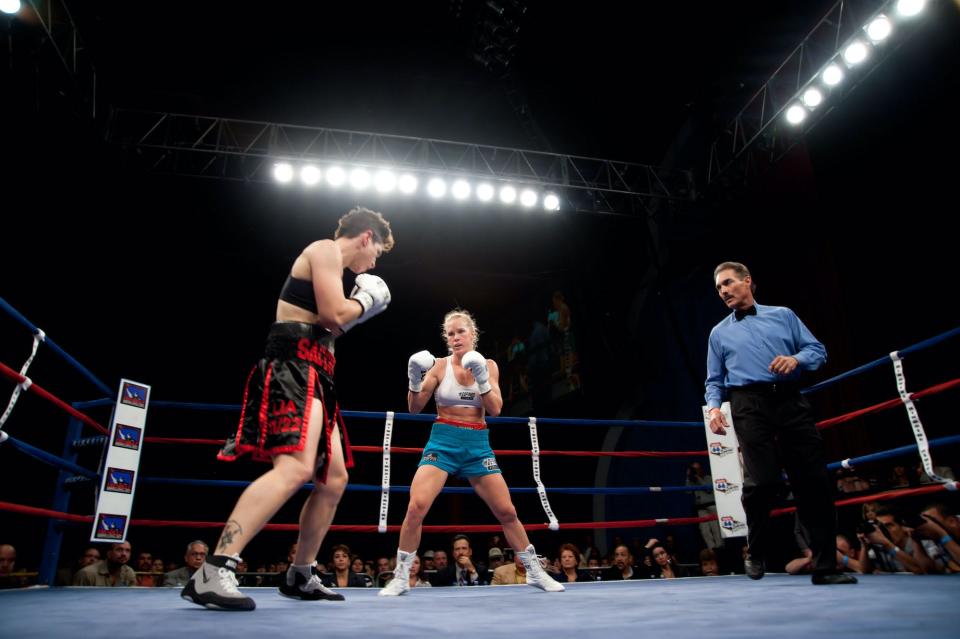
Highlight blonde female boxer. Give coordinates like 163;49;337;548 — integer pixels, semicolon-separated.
379;309;563;596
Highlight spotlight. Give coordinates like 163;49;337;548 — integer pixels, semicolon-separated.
785;105;807;125
300;165;321;186
843;41;869;66
822;64;844;86
895;0;925;18
451;180;471;200
273;163;294;183
374;170;397;193
0;0;21;16
476;183;495;201
326;166;346;187
865;15;892;42
519;189;538;208
801;88;823;108
543;193;560;211
499;185;517;204
427;178;447;198
398;174;418;194
349;168;371;190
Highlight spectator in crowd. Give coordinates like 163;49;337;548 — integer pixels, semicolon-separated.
325;545;372;588
488;547;506;571
917;464;956;485
431;549;449;583
699;548;720;576
407;555;432;589
431;535;488;586
421;550;435;572
375;556;391;579
73;541;137;587
610;544;641;580
135;551;159;586
861;501;880;523
352;557;367;575
556;543;590;583
0;544;25;589
56;546;101;586
787;534;864;575
835;468;871;493
163;541;209;587
649;543;688;579
889;464;914;488
491;553;527;585
915;503;960;572
858;508;934;574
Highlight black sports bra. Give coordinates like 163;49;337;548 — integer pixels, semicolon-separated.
279;275;317;313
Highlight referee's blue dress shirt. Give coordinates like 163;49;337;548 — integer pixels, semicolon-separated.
705;303;826;410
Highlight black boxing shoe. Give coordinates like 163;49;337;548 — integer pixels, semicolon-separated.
279;563;345;601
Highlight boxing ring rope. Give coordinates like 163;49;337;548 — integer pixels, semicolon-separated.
0;296;115;399
2;293;958;581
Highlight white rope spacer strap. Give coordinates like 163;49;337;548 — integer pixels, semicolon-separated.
528;416;559;531
888;352;953;487
0;376;33;429
378;411;395;534
0;328;46;430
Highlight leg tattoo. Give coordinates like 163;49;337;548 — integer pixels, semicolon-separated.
217;520;243;554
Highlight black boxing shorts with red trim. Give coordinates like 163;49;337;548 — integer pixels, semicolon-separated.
218;322;355;482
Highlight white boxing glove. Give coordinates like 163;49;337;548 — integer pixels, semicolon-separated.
407;350;436;392
461;350;492;394
341;273;391;332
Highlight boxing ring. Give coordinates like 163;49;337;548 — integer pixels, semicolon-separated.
2;575;958;639
2;295;959;637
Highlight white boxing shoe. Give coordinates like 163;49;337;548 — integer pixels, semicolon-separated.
518;545;565;592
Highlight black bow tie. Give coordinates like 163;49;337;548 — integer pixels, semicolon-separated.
735;306;757;321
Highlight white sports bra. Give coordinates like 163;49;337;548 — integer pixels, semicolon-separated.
434;357;483;408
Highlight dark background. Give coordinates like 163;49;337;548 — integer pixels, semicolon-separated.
1;1;957;574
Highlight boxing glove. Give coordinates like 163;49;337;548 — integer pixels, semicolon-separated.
461;350;492;394
407;350;436;392
341;274;391;332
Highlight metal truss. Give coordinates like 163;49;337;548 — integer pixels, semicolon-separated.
0;0;96;118
706;0;919;187
106;108;695;217
22;0;96;115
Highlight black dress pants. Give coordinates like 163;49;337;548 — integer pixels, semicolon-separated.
731;385;837;574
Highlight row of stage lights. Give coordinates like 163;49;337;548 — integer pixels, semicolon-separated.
784;0;927;126
271;162;563;211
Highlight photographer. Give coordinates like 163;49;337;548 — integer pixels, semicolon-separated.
857;508;935;574
914;504;960;572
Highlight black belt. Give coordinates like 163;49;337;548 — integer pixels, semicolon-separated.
730;382;800;395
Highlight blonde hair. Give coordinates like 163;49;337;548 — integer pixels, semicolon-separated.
442;309;480;352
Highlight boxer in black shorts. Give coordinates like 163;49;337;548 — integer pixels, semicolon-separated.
220;322;347;481
181;207;394;611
